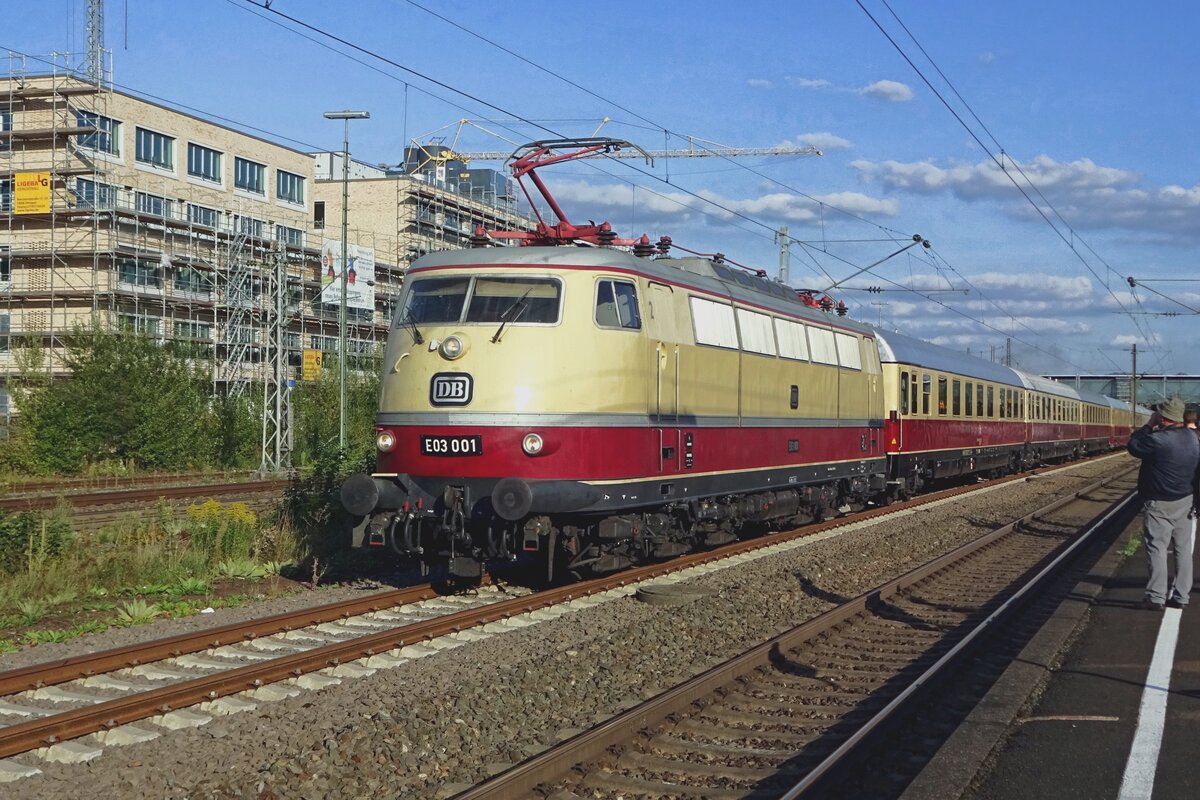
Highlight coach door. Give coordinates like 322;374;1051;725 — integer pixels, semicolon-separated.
647;281;683;471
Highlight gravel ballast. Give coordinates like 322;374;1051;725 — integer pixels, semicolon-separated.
7;456;1133;799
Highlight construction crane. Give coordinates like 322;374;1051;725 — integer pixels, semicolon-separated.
405;119;821;171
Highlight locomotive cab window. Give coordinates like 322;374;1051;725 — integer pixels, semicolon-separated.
594;279;641;329
398;276;470;324
468;276;561;323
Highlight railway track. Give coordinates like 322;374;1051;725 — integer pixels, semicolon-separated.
0;457;1129;780
455;468;1137;799
0;471;265;498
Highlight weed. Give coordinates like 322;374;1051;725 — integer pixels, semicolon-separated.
81;600;116;612
45;589;78;607
0;639;17;653
216;558;267;579
167;577;209;597
1120;534;1142;558
157;599;201;618
114;599;162;627
15;598;47;625
23;628;73;645
69;621;107;637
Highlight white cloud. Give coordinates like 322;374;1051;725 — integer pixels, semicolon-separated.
550;180;898;226
746;78;773;88
978;51;996;64
785;77;832;89
786;132;852;151
851;154;1200;237
860;80;914;102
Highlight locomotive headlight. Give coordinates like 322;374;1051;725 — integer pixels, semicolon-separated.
439;335;466;360
376;430;396;452
521;432;544;456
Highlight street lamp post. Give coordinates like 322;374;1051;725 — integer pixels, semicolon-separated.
323;110;370;450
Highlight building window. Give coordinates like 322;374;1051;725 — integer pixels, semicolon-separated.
174;266;209;296
74;177;117;210
117;258;163;288
135;127;174;169
187;203;220;229
0;179;10;213
0;106;11;153
276;225;304;248
0;312;8;353
276;170;305;204
234;157;265;194
233;215;265;239
173;319;211;340
314;201;325;229
75;110;120;155
187;143;222;183
0;247;9;286
118;311;162;336
135;191;173;218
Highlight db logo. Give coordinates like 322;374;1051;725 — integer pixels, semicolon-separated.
430;373;473;406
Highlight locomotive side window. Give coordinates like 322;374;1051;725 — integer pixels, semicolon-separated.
922;374;931;415
807;326;839;366
690;296;739;349
467;276;561;324
900;372;909;414
937;376;948;415
735;308;776;355
594;279;641;329
774;318;809;361
399;276;470;324
834;333;862;370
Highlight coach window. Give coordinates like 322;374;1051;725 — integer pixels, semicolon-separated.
900;372;909;414
923;374;932;415
965;382;973;417
910;372;919;416
987;385;994;417
937;376;947;415
976;383;984;416
952;379;962;416
594;279;641;329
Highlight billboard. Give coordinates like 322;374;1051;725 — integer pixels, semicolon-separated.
302;349;323;381
319;239;375;311
13;172;51;214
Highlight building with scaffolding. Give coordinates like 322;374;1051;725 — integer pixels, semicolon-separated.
0;57;533;455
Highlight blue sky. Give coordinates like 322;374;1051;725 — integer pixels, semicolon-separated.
7;0;1199;376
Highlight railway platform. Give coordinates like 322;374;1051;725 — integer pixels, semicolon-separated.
905;509;1200;800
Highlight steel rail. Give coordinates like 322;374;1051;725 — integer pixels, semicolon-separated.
0;479;289;512
0;456;1117;696
452;468;1136;799
0;457;1125;758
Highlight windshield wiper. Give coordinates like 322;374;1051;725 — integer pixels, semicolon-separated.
400;310;424;345
490;289;533;343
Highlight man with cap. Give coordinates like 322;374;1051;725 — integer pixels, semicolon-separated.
1127;396;1200;610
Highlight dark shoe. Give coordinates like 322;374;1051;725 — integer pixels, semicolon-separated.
1167;599;1187;610
1139;600;1166;611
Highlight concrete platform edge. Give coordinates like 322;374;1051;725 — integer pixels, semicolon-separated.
899;513;1136;800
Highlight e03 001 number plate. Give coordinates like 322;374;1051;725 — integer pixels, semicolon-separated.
420;435;483;456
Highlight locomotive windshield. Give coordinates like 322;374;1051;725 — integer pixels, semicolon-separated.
397;275;561;326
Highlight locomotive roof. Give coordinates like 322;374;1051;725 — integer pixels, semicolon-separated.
408;246;875;334
873;329;1022;386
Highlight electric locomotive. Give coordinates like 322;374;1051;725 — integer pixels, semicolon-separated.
340;138;1142;580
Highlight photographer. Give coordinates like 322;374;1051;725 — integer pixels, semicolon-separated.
1127;397;1200;610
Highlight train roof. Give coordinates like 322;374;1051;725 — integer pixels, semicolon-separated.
408;246;876;335
873;329;1022;386
1014;370;1082;400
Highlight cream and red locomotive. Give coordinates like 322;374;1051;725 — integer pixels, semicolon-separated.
339;139;1142;580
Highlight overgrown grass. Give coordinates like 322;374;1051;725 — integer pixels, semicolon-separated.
1120;533;1143;558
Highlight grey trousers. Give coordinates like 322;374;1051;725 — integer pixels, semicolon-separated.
1142;496;1195;605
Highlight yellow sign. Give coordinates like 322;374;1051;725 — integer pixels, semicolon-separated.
302;349;323;381
13;172;51;214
